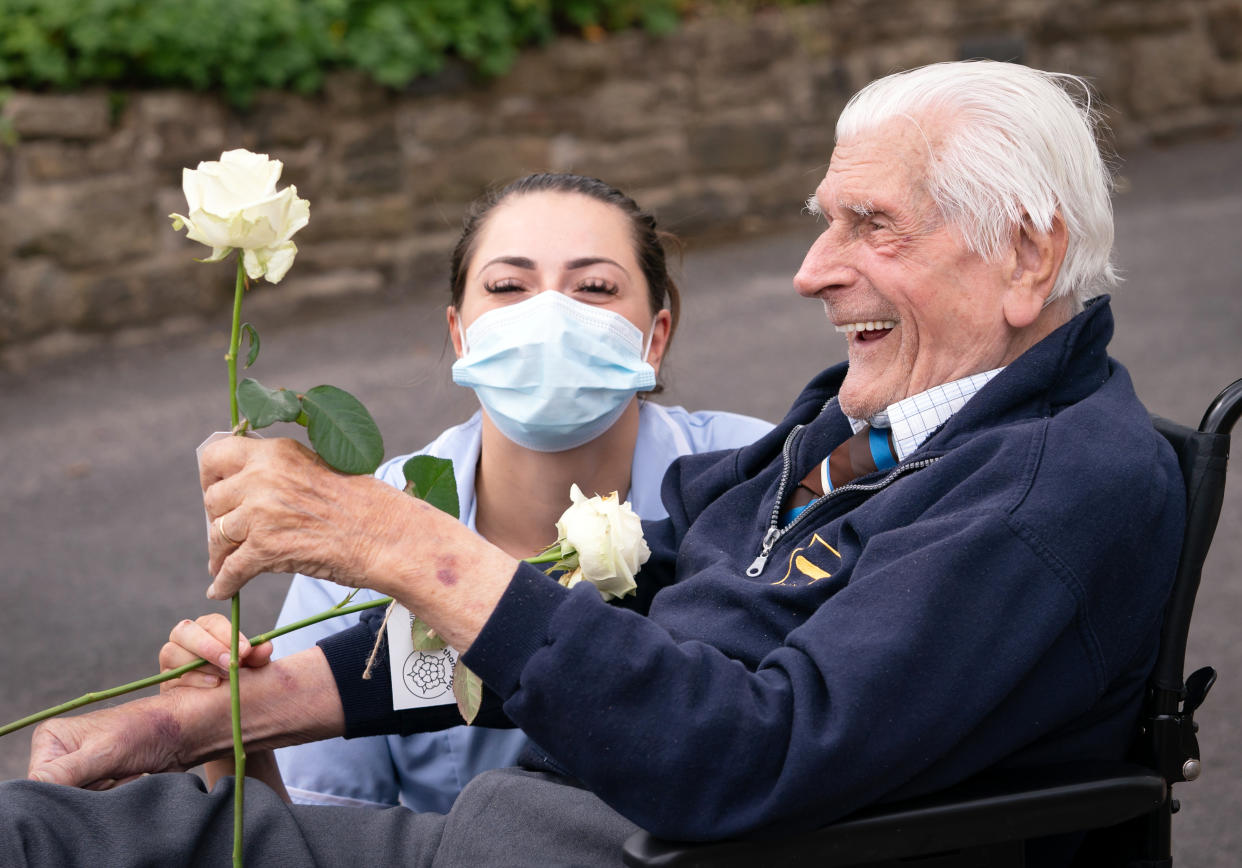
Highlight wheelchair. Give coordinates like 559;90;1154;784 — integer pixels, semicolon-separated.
624;378;1242;868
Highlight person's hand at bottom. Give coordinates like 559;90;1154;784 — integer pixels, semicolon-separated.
157;612;287;797
28;692;197;789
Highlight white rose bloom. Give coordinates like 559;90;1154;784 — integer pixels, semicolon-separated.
554;483;650;600
170;149;310;283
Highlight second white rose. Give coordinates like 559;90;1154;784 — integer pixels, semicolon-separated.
555;484;650;600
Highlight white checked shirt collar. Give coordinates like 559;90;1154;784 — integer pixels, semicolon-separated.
846;367;1004;460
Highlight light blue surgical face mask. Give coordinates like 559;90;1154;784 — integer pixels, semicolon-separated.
451;291;657;452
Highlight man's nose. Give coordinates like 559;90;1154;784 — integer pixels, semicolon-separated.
793;229;853;298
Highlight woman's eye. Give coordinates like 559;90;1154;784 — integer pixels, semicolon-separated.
576;280;617;295
483;280;524;294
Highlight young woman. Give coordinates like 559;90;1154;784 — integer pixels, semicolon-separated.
163;173;773;810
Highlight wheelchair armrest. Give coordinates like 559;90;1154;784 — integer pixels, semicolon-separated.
622;761;1166;867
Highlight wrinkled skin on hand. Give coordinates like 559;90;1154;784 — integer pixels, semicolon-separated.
200;435;518;655
28;648;345;792
28;693;195;789
26;435;521;793
200;436;415;600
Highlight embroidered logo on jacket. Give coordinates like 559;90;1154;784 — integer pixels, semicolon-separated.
772;533;842;586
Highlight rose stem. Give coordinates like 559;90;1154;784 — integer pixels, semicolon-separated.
226;256;246;868
0;596;393;739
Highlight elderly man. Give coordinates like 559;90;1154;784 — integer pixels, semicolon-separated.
1;60;1182;867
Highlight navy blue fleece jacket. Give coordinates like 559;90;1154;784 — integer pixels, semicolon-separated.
318;297;1183;841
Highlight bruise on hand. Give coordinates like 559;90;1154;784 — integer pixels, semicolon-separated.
434;554;459;587
435;567;458;587
111;705;186;776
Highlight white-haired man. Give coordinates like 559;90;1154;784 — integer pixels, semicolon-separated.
2;61;1183;868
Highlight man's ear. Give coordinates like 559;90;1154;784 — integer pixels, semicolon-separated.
446;307;465;358
1003;213;1069;329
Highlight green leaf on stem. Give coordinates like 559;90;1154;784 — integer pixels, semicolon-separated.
241;323;260;368
301;385;385;475
237;377;302;429
402;455;459;518
410;616;447;651
453;659;484;725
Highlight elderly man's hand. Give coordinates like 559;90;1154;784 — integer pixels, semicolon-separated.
201;434;520;654
200;436;416;600
28;694;194;789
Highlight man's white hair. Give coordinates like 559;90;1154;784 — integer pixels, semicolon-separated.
836;60;1117;310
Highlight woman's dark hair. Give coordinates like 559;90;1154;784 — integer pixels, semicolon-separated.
448;173;682;355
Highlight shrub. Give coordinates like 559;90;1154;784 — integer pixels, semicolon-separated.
0;0;686;104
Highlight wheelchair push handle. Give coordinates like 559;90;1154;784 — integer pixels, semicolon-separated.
1200;377;1242;436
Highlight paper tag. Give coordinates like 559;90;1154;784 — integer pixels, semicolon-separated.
386;601;459;710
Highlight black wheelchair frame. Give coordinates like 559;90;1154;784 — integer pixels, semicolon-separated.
624;378;1242;868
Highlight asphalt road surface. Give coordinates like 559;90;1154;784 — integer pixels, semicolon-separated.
1;133;1239;864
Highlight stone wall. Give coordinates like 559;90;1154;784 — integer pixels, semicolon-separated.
2;0;1240;362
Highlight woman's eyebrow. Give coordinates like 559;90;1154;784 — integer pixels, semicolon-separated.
480;256;536;270
566;256;628;275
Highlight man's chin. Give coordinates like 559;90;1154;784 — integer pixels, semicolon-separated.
837;379;891;422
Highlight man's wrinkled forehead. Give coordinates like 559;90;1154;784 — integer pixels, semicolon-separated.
811;121;938;216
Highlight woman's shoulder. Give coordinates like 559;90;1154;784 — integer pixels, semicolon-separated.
639;402;774;454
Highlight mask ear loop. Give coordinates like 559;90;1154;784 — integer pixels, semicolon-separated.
457;314;471;356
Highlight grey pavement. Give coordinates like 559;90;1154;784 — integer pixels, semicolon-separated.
1;134;1240;864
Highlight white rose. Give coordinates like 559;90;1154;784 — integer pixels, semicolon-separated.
169;149;310;283
554;484;650;600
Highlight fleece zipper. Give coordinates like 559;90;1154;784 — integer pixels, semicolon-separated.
746;424;941;577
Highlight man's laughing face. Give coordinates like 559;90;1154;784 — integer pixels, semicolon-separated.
794;117;1030;421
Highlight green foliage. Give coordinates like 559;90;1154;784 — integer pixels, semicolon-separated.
402;455;460;519
235;378;385;475
452;659;484;724
301;384;385;476
410;617;448;651
0;0;690;104
241;323;260;368
0;86;15;146
237;377;302;428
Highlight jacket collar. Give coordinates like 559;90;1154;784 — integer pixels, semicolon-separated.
928;294;1114;452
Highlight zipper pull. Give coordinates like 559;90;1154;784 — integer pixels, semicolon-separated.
747;527;780;577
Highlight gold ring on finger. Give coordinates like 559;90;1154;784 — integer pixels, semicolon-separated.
214;516;242;546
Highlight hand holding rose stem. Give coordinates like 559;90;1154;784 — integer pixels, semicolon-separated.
0;593;393;740
171;149;319;867
4;475;644;863
0;483;649;736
